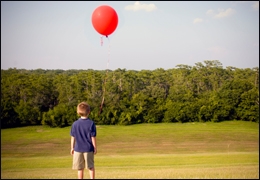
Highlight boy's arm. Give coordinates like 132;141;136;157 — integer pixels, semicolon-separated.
70;136;75;155
91;136;97;154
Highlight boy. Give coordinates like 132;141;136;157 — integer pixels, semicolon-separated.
70;102;97;179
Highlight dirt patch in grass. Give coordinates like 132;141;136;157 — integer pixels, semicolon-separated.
1;122;258;157
2;139;256;157
97;139;259;155
1;142;69;157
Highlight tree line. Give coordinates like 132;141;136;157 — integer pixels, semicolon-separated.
1;60;259;128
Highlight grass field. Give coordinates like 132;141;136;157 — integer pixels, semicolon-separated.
1;121;259;179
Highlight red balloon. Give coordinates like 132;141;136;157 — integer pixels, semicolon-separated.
91;5;118;37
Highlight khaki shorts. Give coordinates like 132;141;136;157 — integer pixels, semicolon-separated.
72;151;94;170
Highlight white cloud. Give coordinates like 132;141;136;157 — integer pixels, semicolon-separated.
214;8;236;18
235;1;258;11
124;1;157;12
252;1;259;10
193;18;203;24
206;9;215;16
206;8;236;19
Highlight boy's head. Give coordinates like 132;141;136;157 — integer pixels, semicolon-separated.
77;102;90;117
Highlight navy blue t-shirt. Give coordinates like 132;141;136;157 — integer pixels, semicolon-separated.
70;118;96;152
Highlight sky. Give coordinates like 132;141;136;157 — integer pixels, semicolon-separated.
1;1;259;71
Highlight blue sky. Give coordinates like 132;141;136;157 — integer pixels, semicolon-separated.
1;1;259;70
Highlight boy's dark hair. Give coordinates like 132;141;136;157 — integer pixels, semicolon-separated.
77;102;90;116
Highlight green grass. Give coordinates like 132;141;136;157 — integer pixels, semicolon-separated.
1;121;259;179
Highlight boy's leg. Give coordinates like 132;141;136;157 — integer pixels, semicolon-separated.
89;167;95;179
78;169;84;179
84;152;95;179
73;152;85;179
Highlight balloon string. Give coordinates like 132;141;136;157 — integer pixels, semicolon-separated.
100;36;103;46
99;36;110;115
